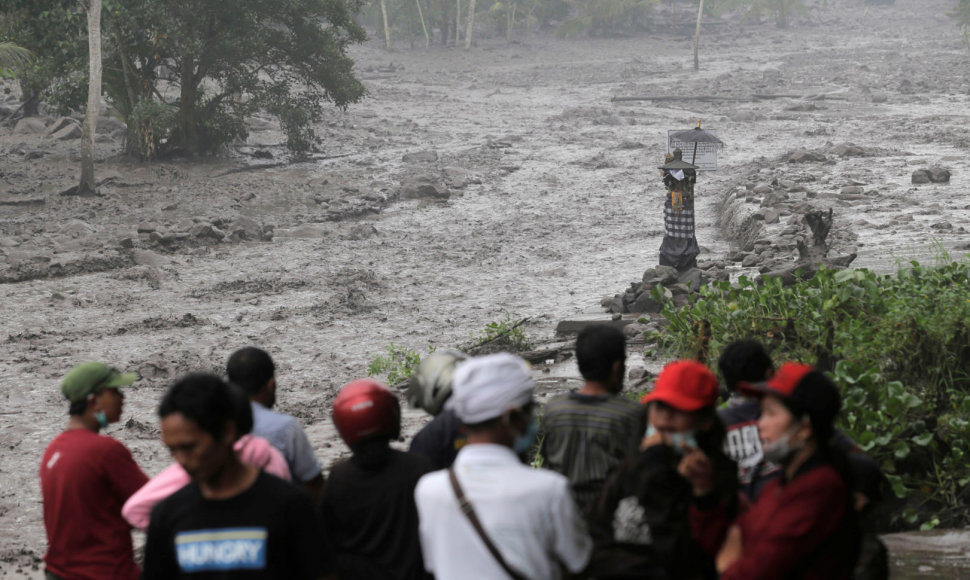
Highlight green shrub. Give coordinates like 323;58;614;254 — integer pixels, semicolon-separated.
367;343;424;384
658;259;970;529
474;312;532;352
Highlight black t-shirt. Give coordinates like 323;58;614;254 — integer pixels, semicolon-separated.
408;409;466;471
142;471;327;579
320;449;432;580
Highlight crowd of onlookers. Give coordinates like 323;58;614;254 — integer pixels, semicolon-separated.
38;325;889;579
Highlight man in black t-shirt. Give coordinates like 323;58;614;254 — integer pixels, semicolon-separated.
142;373;329;579
323;379;431;580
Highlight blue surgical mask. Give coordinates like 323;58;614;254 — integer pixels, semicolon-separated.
646;424;698;455
514;416;539;454
94;411;109;429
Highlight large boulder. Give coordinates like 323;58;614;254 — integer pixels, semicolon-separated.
14;118;47;135
788;149;827;163
642;265;679;286
400;179;450;200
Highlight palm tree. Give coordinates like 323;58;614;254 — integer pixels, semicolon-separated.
0;42;34;69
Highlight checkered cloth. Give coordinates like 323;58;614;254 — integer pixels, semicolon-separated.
664;206;695;239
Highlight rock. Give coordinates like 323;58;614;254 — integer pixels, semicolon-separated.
871;94;888;103
14;118;47;135
275;224;330;239
677;268;704;290
344;224;378;240
131;249;170;267
726;250;746;262
227;216;266;241
402;150;438;163
788;149;827;163
752;183;772;194
119;238;134;249
400;180;450;200
911;169;931;184
928;167;951;183
59;220;95;238
136;223;157;234
741;254;760;268
623;323;650;338
762;191;789;206
632;292;664;314
188;223;225;242
50;122;82;141
97;116;126;134
763;209;780;224
841;185;865;195
47;117;77;135
642;265;679;286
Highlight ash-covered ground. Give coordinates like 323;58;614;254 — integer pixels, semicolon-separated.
1;0;968;576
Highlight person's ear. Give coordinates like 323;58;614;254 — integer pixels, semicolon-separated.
222;421;238;445
795;416;813;442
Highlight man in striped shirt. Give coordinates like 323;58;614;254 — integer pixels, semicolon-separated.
541;324;646;510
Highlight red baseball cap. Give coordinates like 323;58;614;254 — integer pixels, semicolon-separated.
738;362;842;429
641;360;719;411
738;362;814;398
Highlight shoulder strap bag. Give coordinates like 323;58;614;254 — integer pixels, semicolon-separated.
448;468;528;580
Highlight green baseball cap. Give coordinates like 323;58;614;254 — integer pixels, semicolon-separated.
61;362;139;403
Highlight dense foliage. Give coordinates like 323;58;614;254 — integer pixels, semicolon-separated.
655;259;970;529
1;0;367;156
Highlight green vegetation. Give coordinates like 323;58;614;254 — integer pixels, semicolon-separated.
954;0;970;49
657;258;970;529
367;343;425;384
1;0;366;157
473;312;532;352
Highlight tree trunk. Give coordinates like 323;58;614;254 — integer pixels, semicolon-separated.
693;0;704;72
456;0;462;45
416;0;430;48
78;0;102;195
380;0;392;49
506;3;515;42
464;0;476;49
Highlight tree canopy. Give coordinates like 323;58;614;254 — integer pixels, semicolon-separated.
2;0;367;156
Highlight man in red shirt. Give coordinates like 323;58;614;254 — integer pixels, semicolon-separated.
39;362;149;580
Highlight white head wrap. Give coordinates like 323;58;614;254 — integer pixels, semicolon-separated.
450;353;534;424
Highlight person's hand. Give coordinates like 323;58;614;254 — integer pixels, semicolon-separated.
716;524;743;573
677;448;714;496
640;429;665;451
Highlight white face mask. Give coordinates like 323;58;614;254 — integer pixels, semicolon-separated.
762;420;805;464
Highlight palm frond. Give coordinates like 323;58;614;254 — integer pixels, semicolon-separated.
0;42;34;69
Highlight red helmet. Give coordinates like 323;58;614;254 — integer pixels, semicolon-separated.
332;379;401;447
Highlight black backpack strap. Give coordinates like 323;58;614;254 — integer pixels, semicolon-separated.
448;468;528;580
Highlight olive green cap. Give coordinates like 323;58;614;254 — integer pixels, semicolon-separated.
61;362;139;403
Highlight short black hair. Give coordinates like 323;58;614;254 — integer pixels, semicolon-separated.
68;399;88;416
575;324;626;382
159;373;237;441
717;339;774;392
226;347;276;395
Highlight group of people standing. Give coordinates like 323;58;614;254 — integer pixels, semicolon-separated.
38;328;886;579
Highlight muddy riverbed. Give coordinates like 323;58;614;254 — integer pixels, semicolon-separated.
1;0;969;576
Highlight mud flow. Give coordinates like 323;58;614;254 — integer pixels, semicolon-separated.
1;0;968;576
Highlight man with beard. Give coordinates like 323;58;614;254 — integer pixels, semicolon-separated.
540;324;645;511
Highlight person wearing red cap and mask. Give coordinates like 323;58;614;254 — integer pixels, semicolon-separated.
586;360;737;580
683;362;860;580
322;379;432;580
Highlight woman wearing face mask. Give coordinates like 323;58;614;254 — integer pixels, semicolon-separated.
585;360;738;580
683;363;860;580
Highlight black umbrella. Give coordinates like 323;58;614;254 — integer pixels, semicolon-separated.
671;121;724;165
